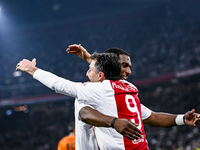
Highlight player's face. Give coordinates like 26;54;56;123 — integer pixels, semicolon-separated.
86;60;100;82
119;54;132;80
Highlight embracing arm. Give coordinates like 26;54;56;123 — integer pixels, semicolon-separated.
66;44;92;64
143;109;200;127
79;106;143;140
143;111;177;127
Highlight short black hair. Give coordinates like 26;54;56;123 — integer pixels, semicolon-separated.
90;52;121;81
68;122;75;133
104;47;130;56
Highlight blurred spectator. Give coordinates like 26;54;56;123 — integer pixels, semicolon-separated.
1;0;200;100
57;122;75;150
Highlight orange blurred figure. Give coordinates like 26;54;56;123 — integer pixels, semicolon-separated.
57;122;75;150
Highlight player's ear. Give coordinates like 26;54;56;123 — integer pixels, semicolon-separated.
98;72;105;81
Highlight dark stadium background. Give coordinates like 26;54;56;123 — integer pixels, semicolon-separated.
0;0;200;149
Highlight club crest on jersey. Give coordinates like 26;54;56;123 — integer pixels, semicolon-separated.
82;82;88;86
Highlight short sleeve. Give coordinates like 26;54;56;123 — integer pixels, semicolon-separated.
141;104;152;120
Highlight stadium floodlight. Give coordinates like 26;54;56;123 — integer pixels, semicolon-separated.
0;7;1;18
0;4;15;39
0;6;4;21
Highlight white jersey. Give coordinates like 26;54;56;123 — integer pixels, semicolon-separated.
33;69;98;150
74;99;99;150
33;69;151;150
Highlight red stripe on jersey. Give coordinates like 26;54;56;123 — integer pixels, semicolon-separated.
92;126;101;150
110;80;149;150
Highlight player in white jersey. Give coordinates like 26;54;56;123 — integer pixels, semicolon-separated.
16;53;151;149
67;44;200;139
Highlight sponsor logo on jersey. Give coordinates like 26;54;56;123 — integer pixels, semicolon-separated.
132;135;145;144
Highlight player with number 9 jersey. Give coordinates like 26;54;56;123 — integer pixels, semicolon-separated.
77;79;149;150
33;69;149;150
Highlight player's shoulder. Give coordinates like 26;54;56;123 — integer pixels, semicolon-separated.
81;81;105;93
82;81;103;86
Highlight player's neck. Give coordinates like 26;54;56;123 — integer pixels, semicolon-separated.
69;132;75;136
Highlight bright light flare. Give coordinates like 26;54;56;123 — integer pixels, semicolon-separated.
13;71;22;77
0;7;1;17
0;6;3;19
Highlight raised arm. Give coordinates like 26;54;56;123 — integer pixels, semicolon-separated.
143;109;200;127
79;106;143;140
16;58;80;98
66;44;92;64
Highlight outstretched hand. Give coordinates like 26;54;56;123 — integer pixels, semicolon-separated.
184;109;200;126
66;44;92;63
16;58;38;76
113;118;142;140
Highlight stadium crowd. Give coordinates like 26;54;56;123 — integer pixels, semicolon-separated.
0;0;200;149
0;0;200;100
0;100;75;150
0;76;199;150
140;76;200;150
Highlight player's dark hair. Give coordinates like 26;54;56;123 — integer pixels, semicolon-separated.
68;122;75;133
90;52;121;81
104;47;130;56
